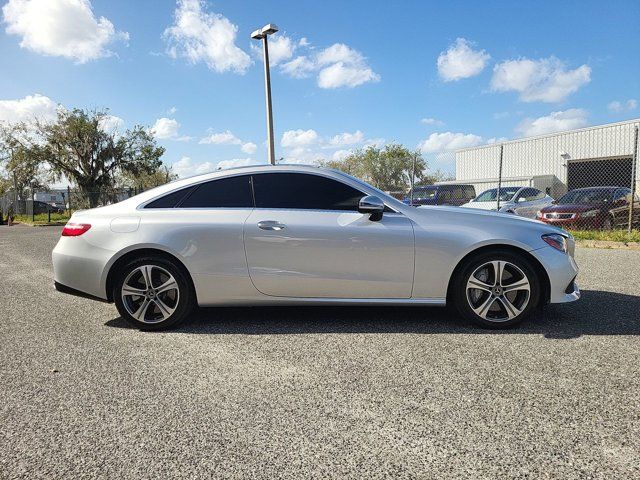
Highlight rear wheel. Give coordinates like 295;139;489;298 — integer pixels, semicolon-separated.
452;251;541;328
113;256;195;330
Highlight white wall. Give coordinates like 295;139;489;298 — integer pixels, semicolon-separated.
455;120;640;196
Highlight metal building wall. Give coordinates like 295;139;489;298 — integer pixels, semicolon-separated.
455;119;640;197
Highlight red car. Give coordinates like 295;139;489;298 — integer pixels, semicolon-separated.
537;186;639;230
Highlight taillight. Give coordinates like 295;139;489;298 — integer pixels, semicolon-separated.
61;223;91;236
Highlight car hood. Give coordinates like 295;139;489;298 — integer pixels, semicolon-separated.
412;204;565;243
540;203;602;213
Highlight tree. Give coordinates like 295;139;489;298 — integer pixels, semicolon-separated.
27;109;165;207
322;144;427;192
0;123;48;200
119;164;178;191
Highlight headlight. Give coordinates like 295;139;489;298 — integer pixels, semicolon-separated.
542;233;568;253
581;209;599;218
536;211;542;219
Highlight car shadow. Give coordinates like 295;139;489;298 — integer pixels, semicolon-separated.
105;289;640;339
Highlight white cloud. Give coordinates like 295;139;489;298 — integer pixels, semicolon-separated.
418;131;484;153
328;130;364;146
491;57;591;103
608;99;637;113
420;117;444;126
163;0;251;74
316;44;380;88
98;114;124;133
216;158;263;170
151;117;191;141
437;38;490;82
280;55;315;78
199;129;241;145
281;43;380;88
516;109;589;137
241;142;257;154
2;0;128;63
493;111;510;120
332;149;351;161
251;33;295;66
281;129;318;148
0;93;58;124
171;156;214;177
167;106;178;115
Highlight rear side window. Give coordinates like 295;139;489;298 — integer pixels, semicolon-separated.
180;175;253;208
252;173;364;210
463;186;475;198
145;186;196;208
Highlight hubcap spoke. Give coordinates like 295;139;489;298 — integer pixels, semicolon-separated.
122;285;146;296
156;278;178;295
503;278;530;293
467;277;493;292
472;295;497;318
133;298;151;321
492;261;505;286
497;296;522;320
140;265;154;289
154;297;175;319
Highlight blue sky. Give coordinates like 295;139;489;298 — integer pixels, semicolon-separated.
1;0;639;177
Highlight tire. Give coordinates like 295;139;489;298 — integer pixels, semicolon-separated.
602;215;613;231
113;256;195;331
452;250;541;329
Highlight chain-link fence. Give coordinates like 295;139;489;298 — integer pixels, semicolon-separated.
440;121;640;232
1;186;144;224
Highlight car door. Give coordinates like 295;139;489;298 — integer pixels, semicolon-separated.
243;172;415;298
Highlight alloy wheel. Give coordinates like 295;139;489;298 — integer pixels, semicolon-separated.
466;260;531;322
121;265;180;324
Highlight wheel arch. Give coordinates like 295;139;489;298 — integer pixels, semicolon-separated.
446;244;551;305
104;247;197;303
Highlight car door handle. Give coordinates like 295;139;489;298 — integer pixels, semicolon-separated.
258;221;286;231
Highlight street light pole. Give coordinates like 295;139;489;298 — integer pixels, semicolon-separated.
251;24;279;166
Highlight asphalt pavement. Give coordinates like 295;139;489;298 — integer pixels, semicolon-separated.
1;225;639;479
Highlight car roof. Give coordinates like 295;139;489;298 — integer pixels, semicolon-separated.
568;186;624;192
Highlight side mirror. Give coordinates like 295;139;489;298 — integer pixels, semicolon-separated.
358;195;384;221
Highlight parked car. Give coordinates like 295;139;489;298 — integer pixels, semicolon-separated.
462;186;554;219
53;165;579;331
403;184;476;206
9;200;64;215
537;186;640;230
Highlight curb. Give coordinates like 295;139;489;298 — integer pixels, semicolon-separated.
576;240;640;250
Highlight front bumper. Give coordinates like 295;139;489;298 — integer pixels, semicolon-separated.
530;246;580;304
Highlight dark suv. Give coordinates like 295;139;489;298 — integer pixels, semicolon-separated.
403;184;476;207
538;186;640;230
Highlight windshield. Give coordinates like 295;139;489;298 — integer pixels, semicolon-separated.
411;186;437;199
474;187;520;202
558;189;613;204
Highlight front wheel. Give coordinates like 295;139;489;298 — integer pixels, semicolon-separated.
452;251;541;328
113;256;195;331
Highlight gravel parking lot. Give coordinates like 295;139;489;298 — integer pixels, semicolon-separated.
1;225;639;479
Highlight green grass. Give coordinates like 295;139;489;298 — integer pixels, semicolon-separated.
13;213;71;225
569;229;640;243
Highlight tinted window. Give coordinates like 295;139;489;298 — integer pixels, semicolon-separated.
475;187;520;202
180;175;253;208
558;188;615;204
145;186;196;208
463;186;476;198
613;188;630;201
519;188;545;202
413;186;437;199
252;173;364;210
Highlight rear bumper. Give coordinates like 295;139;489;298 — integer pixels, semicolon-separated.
54;281;110;303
